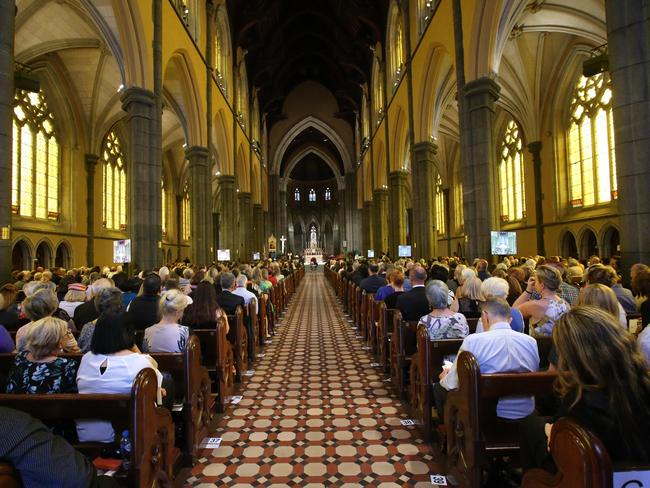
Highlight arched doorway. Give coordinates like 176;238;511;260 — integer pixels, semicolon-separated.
560;231;578;259
12;240;31;271
579;229;598;259
35;241;52;269
55;242;72;268
601;226;620;258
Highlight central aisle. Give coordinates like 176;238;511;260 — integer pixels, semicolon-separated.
186;269;442;487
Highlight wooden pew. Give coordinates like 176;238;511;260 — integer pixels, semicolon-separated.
522;418;650;488
0;463;20;488
366;298;381;357
258;294;269;345
389;312;419;400
355;285;363;330
360;291;373;340
149;335;212;466
226;306;248;381
245;299;259;362
193;316;234;412
0;368;176;488
376;303;398;374
445;351;557;488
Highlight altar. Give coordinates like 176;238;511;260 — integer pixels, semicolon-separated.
304;248;325;265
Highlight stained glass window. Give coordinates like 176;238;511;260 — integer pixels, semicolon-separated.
454;180;464;231
182;181;191;241
498;119;526;222
309;189;316;202
567;73;617;207
102;131;127;231
161;179;167;237
325;188;331;201
294;188;300;201
435;174;445;235
11;90;59;220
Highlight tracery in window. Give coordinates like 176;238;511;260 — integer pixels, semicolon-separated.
498;119;526;222
12;89;59;220
102;131;127;231
308;189;316;202
171;0;198;40
214;6;232;98
567;73;617;207
418;0;440;35
182;181;191;241
435;174;445;235
387;3;405;91
325;187;331;201
161;179;167;237
294;188;300;202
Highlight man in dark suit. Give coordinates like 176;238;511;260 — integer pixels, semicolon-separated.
216;272;245;315
360;263;388;293
73;278;112;328
127;273;161;329
396;265;431;320
351;263;368;287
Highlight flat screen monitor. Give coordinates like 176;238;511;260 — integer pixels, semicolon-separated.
253;252;260;261
217;249;231;261
398;245;412;257
113;239;131;264
491;231;517;255
367;250;375;258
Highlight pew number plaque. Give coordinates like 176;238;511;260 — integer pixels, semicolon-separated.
614;471;650;487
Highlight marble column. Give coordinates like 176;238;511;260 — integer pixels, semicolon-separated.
120;87;161;271
461;77;500;260
362;201;374;254
372;188;388;256
238;191;252;260
606;0;650;269
217;174;236;253
85;154;99;266
0;0;15;281
186;146;211;265
253;203;263;255
528;141;545;256
412;142;437;259
388;171;408;258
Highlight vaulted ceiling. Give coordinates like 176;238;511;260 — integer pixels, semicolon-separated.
227;0;389;129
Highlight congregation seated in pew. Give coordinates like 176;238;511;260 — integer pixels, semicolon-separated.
396;266;430;321
181;281;227;331
78;286;125;353
418;280;468;341
475;277;525;333
143;289;191;353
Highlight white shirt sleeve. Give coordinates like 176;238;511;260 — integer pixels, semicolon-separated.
440;340;469;391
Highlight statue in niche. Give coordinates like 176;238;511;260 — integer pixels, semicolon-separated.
310;225;317;249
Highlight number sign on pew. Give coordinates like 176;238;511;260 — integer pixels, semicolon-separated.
198;437;222;449
614;471;650;487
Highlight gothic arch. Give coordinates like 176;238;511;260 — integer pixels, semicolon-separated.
55;240;74;268
559;229;578;259
271;116;353;174
281;148;344;191
418;44;455;141
577;226;599;259
599;224;620;258
390;105;408;172
11;238;33;271
213;108;232;174
34;238;55;268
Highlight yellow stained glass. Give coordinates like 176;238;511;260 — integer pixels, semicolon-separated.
498;119;526;222
19;125;33;217
102;132;127;231
567;74;617;208
455;181;464;231
182;184;191;241
162;181;167;236
435;175;445;235
11;90;59;219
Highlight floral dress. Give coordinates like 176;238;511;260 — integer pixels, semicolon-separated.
418;313;469;340
6;351;79;394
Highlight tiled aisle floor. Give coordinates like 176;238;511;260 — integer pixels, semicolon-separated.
186;268;443;487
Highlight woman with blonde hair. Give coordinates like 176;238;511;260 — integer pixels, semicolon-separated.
457;276;482;318
143;289;191;353
577;284;626;327
58;283;87;318
521;307;650;470
6;317;78;393
513;265;569;337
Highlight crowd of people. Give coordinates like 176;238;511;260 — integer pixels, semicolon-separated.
328;253;650;479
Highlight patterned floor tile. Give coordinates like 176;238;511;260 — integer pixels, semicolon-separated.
185;269;443;487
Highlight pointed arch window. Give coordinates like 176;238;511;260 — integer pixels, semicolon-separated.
498;119;526;222
11;89;60;220
171;0;198;40
182;181;191;241
325;187;331;201
454;180;464;232
418;0;440;35
567;73;617;207
308;189;316;202
294;188;301;202
102;131;127;231
435;174;445;235
214;6;231;98
388;5;405;91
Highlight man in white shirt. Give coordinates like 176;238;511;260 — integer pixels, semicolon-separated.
232;273;258;313
434;297;540;421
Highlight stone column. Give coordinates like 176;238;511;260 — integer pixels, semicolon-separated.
362;201;374;254
0;0;15;281
186;146;211;265
412;142;437;259
176;194;183;260
443;187;452;257
85;154;99;266
461;77;500;260
606;0;650;269
528;141;545;256
253;203;263;255
388;171;408;258
344;172;360;253
120;87;161;271
372;188;388;256
338;188;346;253
268;174;279;236
217;174;236;253
238;191;252;260
279;188;288;241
